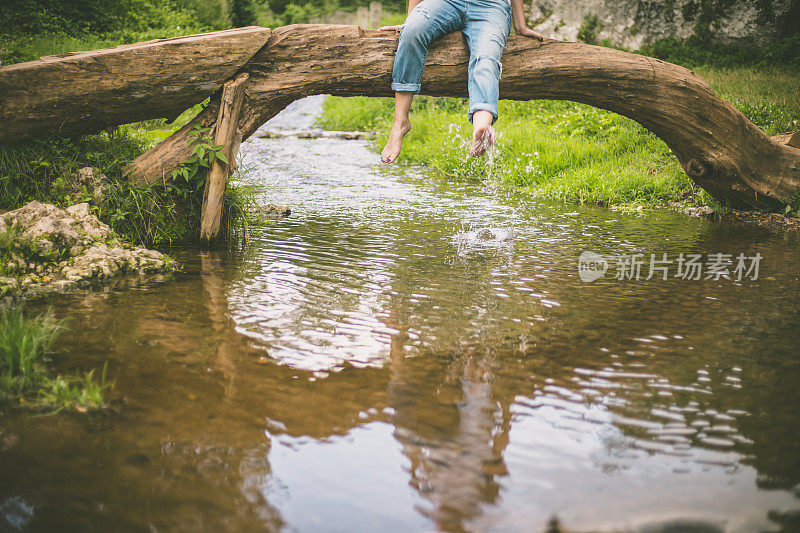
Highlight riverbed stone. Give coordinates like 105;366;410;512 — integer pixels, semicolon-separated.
681;206;715;218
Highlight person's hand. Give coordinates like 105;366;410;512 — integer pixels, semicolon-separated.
378;25;403;32
516;26;545;40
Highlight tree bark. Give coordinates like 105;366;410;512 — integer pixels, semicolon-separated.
3;24;799;208
0;27;270;141
200;73;249;244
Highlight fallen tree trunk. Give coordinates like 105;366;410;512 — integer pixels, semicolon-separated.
0;27;270;141
3;24;798;208
128;24;800;209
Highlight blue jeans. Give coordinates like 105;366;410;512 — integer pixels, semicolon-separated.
391;0;512;123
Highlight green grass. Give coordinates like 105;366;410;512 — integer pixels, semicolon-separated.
638;35;800;70
694;66;800;135
379;12;407;27
319;63;799;208
39;364;111;413
321;96;710;207
319;96;394;131
0;307;111;412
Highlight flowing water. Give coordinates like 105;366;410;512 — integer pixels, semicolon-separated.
2;96;800;532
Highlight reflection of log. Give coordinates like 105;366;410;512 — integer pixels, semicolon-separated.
200;73;249;244
200;252;238;398
0;27;270;141
130;25;800;208
3;23;799;207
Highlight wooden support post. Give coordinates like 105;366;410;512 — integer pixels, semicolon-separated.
200;72;249;245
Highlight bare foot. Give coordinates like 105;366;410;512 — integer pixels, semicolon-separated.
381;119;411;163
470;123;495;157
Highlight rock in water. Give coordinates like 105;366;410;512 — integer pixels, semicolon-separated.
454;227;515;247
0;201;176;299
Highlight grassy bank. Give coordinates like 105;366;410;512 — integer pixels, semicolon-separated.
0;307;110;413
0;106;256;247
320;58;799;209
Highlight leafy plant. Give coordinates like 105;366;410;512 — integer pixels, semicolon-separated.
783;193;800;218
171;123;228;190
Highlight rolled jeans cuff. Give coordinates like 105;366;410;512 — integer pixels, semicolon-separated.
468;103;499;124
392;82;421;92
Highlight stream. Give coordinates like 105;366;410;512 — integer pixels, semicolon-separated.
2;96;800;532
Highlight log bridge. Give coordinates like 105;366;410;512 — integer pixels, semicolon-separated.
1;25;799;242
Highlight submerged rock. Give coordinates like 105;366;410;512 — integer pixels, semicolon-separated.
0;201;176;299
454;227;515;246
259;204;292;219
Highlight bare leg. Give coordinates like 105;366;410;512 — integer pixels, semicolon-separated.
470;110;494;157
381;91;414;164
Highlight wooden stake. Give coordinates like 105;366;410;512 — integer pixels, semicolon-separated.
200;72;249;245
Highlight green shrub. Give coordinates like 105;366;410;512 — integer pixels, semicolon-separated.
577;14;602;45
